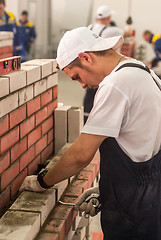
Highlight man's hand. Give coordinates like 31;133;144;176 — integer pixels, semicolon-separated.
19;175;46;192
74;187;101;217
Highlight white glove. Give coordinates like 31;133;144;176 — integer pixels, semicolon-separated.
74;187;101;217
19;175;46;192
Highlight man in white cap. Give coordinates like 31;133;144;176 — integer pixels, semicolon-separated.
20;27;161;240
89;5;124;38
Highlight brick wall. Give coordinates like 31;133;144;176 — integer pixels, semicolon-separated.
0;143;101;240
0;59;58;212
0;32;13;59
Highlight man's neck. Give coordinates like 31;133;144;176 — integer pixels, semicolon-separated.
100;52;129;77
98;19;110;26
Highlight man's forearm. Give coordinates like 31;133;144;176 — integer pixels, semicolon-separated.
43;150;89;186
20;133;106;192
43;135;97;186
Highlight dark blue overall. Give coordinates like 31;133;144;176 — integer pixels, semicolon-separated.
99;63;161;240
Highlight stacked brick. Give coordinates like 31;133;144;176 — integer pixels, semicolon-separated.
0;59;58;213
0;143;100;240
0;32;13;59
54;105;84;153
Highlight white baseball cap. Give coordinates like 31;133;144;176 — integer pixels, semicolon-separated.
56;27;124;70
96;5;115;19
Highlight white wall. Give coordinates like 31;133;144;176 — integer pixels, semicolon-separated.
51;0;92;53
5;0;161;58
6;0;19;19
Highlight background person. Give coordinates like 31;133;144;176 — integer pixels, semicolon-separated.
143;30;161;69
89;5;124;38
17;10;36;60
0;0;25;61
20;27;161;240
84;5;125;124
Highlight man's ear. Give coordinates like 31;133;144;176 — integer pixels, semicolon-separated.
78;52;92;63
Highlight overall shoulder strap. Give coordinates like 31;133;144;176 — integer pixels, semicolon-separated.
115;63;161;90
99;26;107;36
89;24;93;30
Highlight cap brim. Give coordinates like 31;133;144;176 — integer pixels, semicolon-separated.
88;35;124;52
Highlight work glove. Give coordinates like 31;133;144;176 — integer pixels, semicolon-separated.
74;187;101;217
19;175;46;192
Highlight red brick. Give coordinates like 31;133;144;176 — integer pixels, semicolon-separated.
28;155;41;175
20;115;35;138
36;107;48;126
91;152;100;165
11;168;27;198
35;135;47;156
92;232;103;240
11;137;27;163
27;96;41;116
49;205;74;234
41;89;52;107
20;146;35;171
0;126;19;154
91;152;100;174
45;218;66;240
48;129;53;144
53;86;58;99
41;141;53;164
42;116;53;135
77;169;93;188
60;196;78;220
1;160;19;191
95;161;100;174
0;115;9;137
84;163;96;182
28;125;41;148
9;105;26;129
0;187;10;212
37;232;58;240
0;53;12;58
69;179;88;192
60;196;78;205
49;205;72;221
47;99;58;116
0;151;10;174
65;185;83;198
0;46;13;54
65;209;75;234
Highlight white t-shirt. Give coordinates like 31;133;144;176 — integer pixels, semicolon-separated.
88;23;124;38
82;59;161;162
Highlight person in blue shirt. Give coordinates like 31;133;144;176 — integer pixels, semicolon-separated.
17;10;36;59
0;0;25;61
143;30;161;69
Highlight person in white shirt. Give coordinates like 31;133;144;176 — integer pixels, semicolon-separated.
83;5;125;124
20;27;161;240
89;5;124;38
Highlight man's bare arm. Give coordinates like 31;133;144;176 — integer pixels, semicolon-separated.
43;133;107;187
